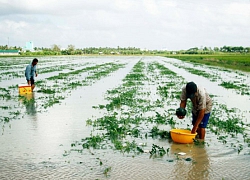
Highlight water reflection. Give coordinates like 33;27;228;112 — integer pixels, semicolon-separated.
19;93;37;116
170;143;210;180
19;93;38;130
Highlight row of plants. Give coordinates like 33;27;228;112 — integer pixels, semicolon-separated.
0;61;126;125
0;56;249;178
70;60;170;176
168;60;250;96
67;58;249;177
163;59;250;152
35;62;126;109
1;57;249;152
67;60;191;176
0;58;91;82
151;61;249;153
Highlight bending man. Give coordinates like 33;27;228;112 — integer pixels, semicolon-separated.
25;58;38;91
177;82;212;140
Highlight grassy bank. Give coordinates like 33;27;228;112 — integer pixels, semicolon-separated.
163;54;250;72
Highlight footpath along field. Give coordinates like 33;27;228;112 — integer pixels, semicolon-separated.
0;56;249;179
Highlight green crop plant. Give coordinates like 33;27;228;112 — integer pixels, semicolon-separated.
35;80;46;86
220;81;241;89
81;134;105;149
149;126;170;139
154;112;167;124
137;146;144;153
149;144;166;158
124;73;146;81
113;140;123;150
193;139;206;146
42;95;65;108
103;167;111;177
120;140;138;153
104;88;137;110
219;81;250;96
0;106;10;110
217;135;228;144
186;67;217;79
37;88;56;94
157;86;168;98
107;89;120;95
209;115;245;134
68;81;83;89
123;79;144;87
0;88;11;100
2;117;10;123
131;127;141;138
237;144;243;154
154;62;177;76
46;65;97;80
9;110;21;116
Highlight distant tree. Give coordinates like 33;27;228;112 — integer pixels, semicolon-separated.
222;46;232;52
67;44;75;55
187;47;198;51
51;44;61;52
67;44;75;51
203;47;209;51
75;49;83;55
0;45;8;49
214;47;219;52
245;47;250;53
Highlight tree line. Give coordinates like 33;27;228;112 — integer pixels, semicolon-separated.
184;46;250;54
0;44;249;55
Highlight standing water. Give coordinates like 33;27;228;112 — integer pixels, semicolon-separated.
0;56;249;179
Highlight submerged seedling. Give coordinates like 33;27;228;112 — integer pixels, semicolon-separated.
103;167;111;177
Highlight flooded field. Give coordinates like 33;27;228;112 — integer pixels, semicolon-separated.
0;56;249;180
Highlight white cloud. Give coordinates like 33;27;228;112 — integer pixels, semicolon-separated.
226;3;250;16
143;0;160;16
0;0;249;50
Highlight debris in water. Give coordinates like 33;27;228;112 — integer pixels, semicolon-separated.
177;152;186;156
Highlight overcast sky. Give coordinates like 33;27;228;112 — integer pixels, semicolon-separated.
0;0;249;50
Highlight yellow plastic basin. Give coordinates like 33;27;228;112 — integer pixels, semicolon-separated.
170;129;197;144
18;84;32;95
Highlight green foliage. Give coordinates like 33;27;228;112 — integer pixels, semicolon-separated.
37;88;56;94
150;126;170;139
221;81;250;95
149;144;167;158
82;134;105;149
165;54;250;72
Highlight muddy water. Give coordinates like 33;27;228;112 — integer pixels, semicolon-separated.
0;56;249;180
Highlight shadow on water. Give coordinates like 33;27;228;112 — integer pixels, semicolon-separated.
170;143;211;180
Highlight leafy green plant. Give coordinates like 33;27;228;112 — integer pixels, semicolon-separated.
37;88;56;94
149;144;167;158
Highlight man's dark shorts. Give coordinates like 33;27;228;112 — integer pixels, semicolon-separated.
28;77;35;85
192;113;210;128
